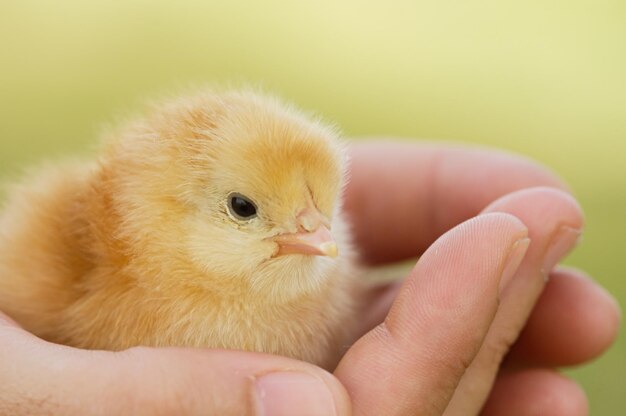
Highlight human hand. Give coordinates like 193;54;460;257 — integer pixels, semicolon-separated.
0;141;619;416
337;141;620;415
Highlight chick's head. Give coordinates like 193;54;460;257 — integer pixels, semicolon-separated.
101;91;347;297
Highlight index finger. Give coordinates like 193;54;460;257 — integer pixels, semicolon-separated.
344;141;567;264
334;213;529;415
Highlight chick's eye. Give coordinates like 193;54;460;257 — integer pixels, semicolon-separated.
227;193;258;220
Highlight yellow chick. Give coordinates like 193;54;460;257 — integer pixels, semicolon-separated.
0;90;360;369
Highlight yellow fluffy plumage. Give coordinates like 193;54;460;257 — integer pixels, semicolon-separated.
0;90;360;369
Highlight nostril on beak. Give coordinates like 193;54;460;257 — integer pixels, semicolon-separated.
297;208;322;232
299;216;317;232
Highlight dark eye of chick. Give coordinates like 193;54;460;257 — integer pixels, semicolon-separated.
227;193;258;220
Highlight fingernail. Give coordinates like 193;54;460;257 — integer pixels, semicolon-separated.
499;237;531;294
253;371;337;416
542;226;582;274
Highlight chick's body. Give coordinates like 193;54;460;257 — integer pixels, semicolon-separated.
0;91;360;369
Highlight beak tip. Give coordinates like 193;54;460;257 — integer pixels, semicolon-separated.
320;242;338;258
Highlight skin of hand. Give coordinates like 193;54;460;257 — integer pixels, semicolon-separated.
0;142;620;416
0;90;359;369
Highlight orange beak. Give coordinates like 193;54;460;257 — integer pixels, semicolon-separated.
271;208;338;258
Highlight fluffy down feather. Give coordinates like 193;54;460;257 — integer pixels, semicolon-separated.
0;90;361;369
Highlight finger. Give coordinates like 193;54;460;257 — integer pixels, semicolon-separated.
108;347;352;416
335;213;529;416
0;310;21;328
0;310;81;415
345;141;567;264
0;315;351;416
507;266;621;367
444;187;583;415
481;369;588;416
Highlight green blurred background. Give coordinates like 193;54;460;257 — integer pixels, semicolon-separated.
1;0;624;412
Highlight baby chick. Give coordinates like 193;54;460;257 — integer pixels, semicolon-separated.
0;90;361;369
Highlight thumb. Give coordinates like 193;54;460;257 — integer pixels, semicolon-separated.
0;315;352;416
106;347;352;416
0;310;22;329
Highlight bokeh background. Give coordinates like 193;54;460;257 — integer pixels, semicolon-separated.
1;1;624;413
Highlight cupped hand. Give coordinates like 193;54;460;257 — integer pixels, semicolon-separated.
338;141;620;415
0;141;620;416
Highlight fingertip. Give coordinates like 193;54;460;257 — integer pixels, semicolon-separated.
484;187;584;231
567;267;623;324
309;367;353;416
410;212;530;317
481;369;588;416
253;369;352;416
481;187;585;289
473;212;529;235
552;268;621;361
435;212;529;254
510;267;621;366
